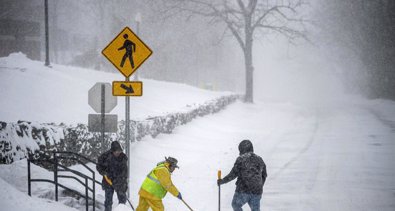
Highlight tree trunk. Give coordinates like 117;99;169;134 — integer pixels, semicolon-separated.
244;33;254;103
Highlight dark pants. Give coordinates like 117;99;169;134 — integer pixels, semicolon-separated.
231;192;262;211
104;186;127;211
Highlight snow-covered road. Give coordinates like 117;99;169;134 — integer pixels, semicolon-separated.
265;104;395;211
130;99;395;211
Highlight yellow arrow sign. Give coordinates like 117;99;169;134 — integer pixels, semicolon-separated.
102;27;152;78
112;81;143;96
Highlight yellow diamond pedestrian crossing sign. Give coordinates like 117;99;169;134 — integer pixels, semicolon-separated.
102;27;152;78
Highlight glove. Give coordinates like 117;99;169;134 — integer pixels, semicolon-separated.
217;179;224;186
177;192;182;200
104;175;113;186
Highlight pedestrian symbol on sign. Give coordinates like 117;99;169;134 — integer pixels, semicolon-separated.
118;34;136;68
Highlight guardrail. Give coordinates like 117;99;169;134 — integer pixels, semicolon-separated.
28;151;102;211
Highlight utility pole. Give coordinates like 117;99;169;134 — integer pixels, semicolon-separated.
44;0;50;66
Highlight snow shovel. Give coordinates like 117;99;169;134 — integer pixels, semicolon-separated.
218;170;221;211
126;198;135;211
181;198;194;211
104;175;136;211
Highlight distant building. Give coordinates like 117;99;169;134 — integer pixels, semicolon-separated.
0;0;44;60
0;19;41;60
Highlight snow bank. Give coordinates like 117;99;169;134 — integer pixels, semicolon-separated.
0;52;33;70
0;168;77;211
0;53;233;124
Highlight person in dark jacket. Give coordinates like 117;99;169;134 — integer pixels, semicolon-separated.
217;140;267;211
96;141;128;211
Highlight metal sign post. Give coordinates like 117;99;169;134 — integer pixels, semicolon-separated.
101;84;106;151
125;77;131;198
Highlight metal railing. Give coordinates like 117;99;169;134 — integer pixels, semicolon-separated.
28;151;101;211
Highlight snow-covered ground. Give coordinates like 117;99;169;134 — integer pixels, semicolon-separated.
0;177;78;211
1;99;394;211
1;53;395;211
0;53;230;124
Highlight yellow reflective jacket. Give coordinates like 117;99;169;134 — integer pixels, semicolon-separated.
139;162;180;200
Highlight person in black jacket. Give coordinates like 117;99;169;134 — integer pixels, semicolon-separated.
217;140;267;211
96;141;128;211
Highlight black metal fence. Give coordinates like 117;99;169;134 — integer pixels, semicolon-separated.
28;151;102;211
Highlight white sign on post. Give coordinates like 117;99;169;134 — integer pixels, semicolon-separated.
88;114;118;133
88;82;117;113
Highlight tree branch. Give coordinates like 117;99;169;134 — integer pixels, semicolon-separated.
256;23;309;42
236;0;247;15
157;0;308;50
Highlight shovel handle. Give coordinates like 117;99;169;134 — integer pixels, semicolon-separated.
218;170;221;211
182;199;194;211
127;198;135;211
105;175;135;210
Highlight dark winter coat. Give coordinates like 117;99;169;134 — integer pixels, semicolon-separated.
96;142;128;192
220;140;267;195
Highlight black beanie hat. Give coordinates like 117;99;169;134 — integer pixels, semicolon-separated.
111;141;123;152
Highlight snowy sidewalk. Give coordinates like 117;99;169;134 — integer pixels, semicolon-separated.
129;100;395;211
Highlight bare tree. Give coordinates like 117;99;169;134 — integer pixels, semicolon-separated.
155;0;308;102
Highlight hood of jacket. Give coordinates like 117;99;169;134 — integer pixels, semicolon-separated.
111;141;123;152
238;140;254;155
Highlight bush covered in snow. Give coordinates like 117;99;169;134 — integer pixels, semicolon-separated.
0;95;239;165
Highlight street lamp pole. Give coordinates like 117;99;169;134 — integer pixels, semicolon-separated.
134;13;141;81
44;0;50;66
126;11;142;200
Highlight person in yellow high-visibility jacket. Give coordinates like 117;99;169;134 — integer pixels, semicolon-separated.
136;157;182;211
